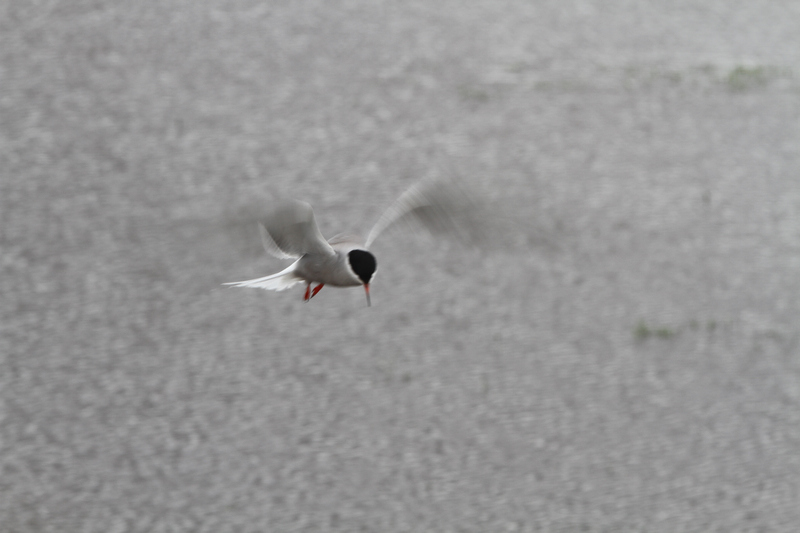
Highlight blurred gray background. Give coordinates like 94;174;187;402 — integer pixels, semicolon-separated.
2;1;800;531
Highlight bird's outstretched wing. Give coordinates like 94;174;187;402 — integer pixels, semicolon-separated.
259;223;296;259
365;179;485;249
262;200;335;258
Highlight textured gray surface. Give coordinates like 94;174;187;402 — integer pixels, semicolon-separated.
2;1;800;531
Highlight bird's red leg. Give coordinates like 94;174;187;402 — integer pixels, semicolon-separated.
304;283;311;302
310;283;324;299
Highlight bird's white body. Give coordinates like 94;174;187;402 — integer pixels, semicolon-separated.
228;234;367;291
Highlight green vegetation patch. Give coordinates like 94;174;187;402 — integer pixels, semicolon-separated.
726;66;773;92
634;320;677;341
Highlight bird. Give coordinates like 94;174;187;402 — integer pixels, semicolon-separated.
223;179;482;306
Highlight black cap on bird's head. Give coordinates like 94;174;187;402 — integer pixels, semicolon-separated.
347;249;377;306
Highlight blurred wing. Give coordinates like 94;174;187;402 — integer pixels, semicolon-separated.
259;223;296;259
262;200;335;258
365;179;485;248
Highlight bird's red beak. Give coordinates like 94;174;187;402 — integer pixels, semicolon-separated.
364;283;371;307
